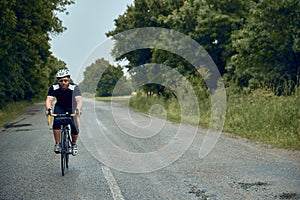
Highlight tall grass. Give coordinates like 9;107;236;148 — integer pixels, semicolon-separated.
225;89;299;149
128;88;300;150
128;93;211;126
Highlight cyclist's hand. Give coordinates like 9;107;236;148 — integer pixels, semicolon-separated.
75;108;82;116
46;108;52;116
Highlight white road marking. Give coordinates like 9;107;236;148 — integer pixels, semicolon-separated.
101;166;125;200
94;107;123;199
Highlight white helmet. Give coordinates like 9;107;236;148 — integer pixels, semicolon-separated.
56;69;70;78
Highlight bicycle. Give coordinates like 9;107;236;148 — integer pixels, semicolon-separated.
47;112;78;176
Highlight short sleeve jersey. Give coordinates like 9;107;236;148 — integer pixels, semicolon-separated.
47;83;81;109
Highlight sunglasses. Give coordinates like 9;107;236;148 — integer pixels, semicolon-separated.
58;79;69;83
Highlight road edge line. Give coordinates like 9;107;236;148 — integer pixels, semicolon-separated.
101;166;124;200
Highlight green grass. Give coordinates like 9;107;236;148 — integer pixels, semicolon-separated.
0;101;32;128
127;95;212;126
129;96;178;120
224;89;300;150
95;96;131;107
82;92;95;98
113;89;299;150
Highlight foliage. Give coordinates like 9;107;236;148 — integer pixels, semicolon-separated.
161;0;255;75
106;0;256;96
79;58;111;93
0;0;73;108
96;65;124;97
106;0;187;97
227;0;300;95
112;76;134;96
224;88;300;149
107;0;299;97
79;58;133;97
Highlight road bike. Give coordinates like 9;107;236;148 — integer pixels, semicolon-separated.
47;112;78;176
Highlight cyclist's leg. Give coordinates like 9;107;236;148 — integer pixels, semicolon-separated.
53;105;65;153
70;116;79;155
70;116;79;144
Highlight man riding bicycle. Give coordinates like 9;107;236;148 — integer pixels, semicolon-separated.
45;69;83;156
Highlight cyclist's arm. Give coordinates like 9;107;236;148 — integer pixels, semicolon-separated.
75;96;83;114
45;96;54;111
74;85;82;114
46;85;55;112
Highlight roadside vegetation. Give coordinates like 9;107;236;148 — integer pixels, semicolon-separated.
82;0;299;150
0;101;31;128
224;87;299;149
96;86;299;150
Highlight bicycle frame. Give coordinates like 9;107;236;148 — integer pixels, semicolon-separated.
60;123;72;176
47;112;77;176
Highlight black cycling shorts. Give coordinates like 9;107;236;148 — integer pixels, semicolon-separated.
52;105;79;135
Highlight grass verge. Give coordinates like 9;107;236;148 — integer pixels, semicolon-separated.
96;89;299;150
0;101;32;128
224;89;299;150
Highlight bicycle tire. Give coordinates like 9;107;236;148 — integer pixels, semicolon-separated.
65;129;70;169
61;128;67;176
61;151;65;176
66;153;69;169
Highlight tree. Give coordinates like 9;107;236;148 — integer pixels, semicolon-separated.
107;0;298;97
106;0;186;97
79;58;111;93
0;0;73;107
96;65;124;97
160;0;256;76
228;0;300;95
80;58;132;96
112;76;133;96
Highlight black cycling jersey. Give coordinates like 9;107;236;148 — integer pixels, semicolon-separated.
47;83;81;110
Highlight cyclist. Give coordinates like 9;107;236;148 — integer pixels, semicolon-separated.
45;69;83;156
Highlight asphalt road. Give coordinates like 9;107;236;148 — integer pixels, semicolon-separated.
0;98;299;199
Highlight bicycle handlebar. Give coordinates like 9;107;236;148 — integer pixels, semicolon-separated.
47;113;78;126
49;113;77;117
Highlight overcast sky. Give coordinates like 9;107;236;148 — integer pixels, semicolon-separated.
50;0;134;81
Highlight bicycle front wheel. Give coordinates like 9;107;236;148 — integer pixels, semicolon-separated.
61;151;66;176
61;130;67;176
65;141;69;169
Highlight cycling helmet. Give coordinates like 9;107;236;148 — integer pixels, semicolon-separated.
56;69;70;78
